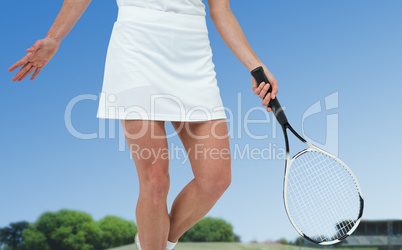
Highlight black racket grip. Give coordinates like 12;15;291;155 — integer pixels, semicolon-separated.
251;66;288;126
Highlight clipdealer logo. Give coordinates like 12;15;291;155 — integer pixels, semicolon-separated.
63;91;339;161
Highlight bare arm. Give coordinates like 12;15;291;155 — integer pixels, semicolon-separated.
8;0;92;81
46;0;92;43
207;0;277;111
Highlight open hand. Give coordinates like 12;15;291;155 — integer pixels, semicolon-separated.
251;65;278;112
8;37;59;81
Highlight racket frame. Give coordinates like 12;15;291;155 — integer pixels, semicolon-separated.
251;66;364;245
282;123;364;245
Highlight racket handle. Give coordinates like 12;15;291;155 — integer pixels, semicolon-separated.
251;66;288;126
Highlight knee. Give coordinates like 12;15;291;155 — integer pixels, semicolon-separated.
218;172;232;194
198;168;231;199
214;175;231;197
140;162;170;206
213;160;232;195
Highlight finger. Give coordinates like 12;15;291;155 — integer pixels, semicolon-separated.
13;62;32;81
262;92;271;106
31;67;42;80
8;54;30;72
258;82;266;93
12;62;32;82
18;66;35;81
267;107;272;112
259;83;270;99
253;81;265;95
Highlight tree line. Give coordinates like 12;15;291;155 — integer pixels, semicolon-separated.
0;209;236;250
276;236;305;246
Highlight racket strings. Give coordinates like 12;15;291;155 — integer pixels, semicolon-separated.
285;150;361;243
289;158;350;241
290;153;357;240
295;154;356;239
306;154;354;238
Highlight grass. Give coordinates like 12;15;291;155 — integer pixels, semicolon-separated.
106;242;377;250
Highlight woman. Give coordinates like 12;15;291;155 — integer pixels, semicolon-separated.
9;0;278;249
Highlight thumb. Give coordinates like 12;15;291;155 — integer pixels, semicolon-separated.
26;40;42;52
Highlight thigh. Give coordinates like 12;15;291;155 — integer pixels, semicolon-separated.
120;120;169;185
171;119;231;182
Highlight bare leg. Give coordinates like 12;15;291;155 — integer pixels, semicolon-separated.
168;119;231;242
121;120;170;250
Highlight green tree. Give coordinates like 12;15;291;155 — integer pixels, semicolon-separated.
22;209;102;250
295;236;305;246
97;215;137;249
276;237;289;245
180;217;235;242
0;221;29;250
22;228;50;250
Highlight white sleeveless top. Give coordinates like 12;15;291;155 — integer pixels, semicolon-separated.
116;0;206;16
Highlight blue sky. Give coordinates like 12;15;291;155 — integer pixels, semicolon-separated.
1;0;402;243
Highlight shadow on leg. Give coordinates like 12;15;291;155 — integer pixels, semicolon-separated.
168;119;232;242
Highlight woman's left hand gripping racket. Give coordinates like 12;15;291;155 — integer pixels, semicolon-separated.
251;66;364;245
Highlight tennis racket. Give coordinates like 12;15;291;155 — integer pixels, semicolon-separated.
251;66;364;245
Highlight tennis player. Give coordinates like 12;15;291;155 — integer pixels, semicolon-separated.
9;0;278;249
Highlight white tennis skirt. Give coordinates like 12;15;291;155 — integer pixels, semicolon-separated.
96;6;227;121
